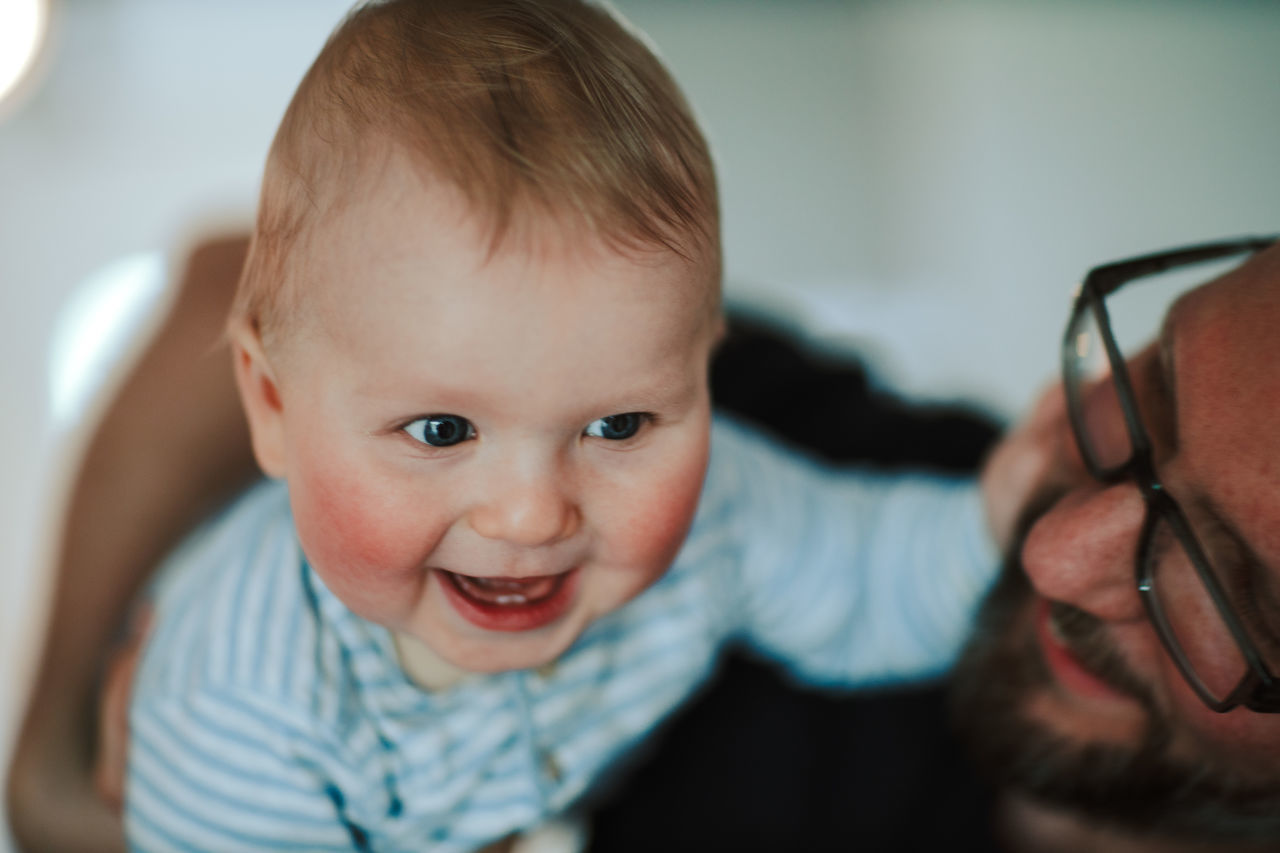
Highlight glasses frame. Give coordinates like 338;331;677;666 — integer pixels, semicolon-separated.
1063;235;1280;713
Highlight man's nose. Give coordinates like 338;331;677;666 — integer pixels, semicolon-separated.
468;461;580;548
1020;480;1149;623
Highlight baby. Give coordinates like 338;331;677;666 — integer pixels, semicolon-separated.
125;1;1002;850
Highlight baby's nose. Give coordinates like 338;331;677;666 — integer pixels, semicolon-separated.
468;471;580;548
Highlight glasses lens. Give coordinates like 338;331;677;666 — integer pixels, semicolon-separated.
1064;304;1133;472
1147;514;1249;704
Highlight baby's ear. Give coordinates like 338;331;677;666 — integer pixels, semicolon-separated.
229;320;288;478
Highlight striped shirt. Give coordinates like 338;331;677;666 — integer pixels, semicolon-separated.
126;414;997;852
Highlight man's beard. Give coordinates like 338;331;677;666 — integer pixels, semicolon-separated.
949;509;1280;842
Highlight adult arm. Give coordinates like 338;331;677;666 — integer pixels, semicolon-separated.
6;234;257;852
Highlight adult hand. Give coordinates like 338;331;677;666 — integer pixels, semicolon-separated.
92;604;151;814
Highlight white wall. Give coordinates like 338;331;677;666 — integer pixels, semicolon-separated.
3;1;1279;847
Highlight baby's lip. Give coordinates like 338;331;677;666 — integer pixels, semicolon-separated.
437;567;581;631
437;568;578;606
442;567;574;583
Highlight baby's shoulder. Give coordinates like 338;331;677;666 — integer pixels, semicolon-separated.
701;412;828;511
708;411;825;471
135;479;324;711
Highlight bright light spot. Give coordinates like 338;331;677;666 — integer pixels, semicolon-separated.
0;0;48;108
1075;330;1092;360
50;253;166;428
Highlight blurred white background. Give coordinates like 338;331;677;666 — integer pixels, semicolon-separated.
3;1;1279;847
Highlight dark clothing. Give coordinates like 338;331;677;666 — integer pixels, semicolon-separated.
588;314;1003;852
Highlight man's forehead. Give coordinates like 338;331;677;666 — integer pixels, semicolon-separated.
1173;244;1280;570
1180;242;1280;323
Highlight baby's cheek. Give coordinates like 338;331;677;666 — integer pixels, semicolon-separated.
289;465;426;621
615;439;710;580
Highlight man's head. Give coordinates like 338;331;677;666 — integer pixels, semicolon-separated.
954;240;1280;845
226;0;722;676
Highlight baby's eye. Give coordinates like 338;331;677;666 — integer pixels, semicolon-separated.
403;415;475;448
584;413;647;441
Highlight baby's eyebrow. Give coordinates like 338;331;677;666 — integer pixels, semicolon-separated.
351;377;493;407
352;370;701;416
617;372;701;406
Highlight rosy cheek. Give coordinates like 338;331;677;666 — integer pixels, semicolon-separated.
288;459;424;621
613;436;710;581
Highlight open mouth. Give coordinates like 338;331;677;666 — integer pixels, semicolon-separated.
448;572;565;606
438;568;578;632
1036;599;1129;703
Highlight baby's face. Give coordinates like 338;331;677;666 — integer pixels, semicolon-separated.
264;168;719;674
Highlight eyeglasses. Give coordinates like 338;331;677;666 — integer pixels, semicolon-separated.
1062;235;1280;713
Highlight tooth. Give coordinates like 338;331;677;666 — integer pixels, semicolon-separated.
495;594;528;605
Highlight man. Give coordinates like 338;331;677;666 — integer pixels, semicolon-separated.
953;235;1280;852
589;235;1280;853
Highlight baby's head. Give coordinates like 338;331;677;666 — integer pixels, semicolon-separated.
229;0;722;675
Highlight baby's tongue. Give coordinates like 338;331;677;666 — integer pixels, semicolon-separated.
451;573;558;605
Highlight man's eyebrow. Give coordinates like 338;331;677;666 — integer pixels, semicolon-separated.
1197;495;1280;648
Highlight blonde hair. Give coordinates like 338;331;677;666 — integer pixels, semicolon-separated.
232;0;720;343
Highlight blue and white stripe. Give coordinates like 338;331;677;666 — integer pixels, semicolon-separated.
126;413;997;851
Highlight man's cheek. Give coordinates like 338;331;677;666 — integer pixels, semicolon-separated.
1169;672;1280;775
